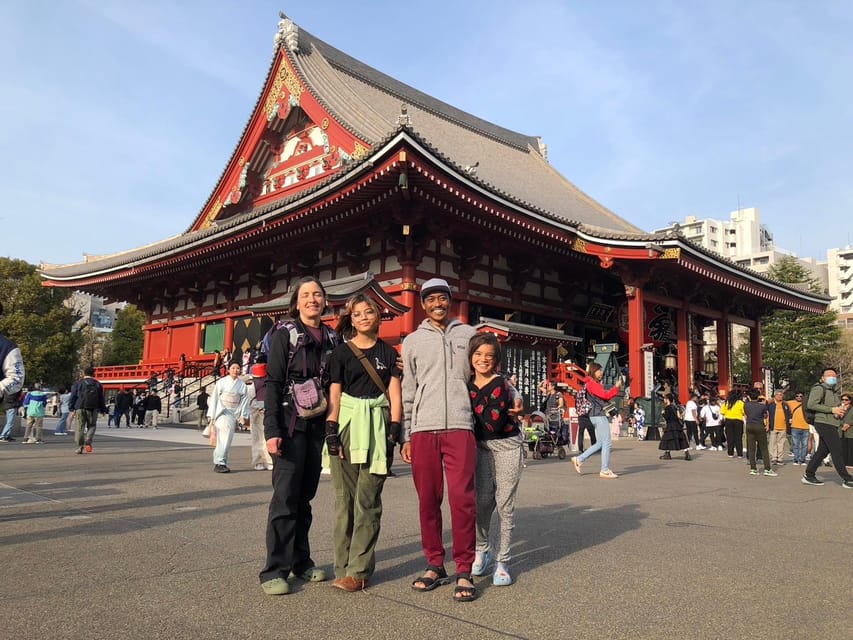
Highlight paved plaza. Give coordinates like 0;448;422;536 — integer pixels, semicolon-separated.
1;418;850;640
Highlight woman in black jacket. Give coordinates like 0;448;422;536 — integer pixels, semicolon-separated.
259;277;339;596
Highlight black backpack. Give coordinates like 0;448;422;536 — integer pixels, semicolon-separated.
803;384;825;424
80;379;99;410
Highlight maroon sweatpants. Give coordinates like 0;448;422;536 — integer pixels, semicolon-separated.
410;429;477;574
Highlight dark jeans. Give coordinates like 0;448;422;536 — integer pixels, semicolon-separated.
725;419;744;456
260;421;325;583
684;421;699;447
706;425;723;448
746;423;770;471
115;408;131;427
577;415;596;452
805;422;853;481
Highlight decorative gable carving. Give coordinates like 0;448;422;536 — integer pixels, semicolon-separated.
194;53;370;231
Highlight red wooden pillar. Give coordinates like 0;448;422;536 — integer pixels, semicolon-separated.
457;279;470;325
193;321;203;355
716;318;730;392
165;326;173;361
676;307;689;405
224;317;235;353
400;263;417;337
626;286;644;396
750;323;762;384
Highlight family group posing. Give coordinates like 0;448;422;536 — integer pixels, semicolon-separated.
258;277;522;602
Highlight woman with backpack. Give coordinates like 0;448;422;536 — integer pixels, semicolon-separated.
259;276;339;596
658;394;691;460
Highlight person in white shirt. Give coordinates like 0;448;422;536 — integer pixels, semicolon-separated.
699;396;725;451
684;392;700;449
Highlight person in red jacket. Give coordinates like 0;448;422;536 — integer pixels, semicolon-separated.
571;363;622;479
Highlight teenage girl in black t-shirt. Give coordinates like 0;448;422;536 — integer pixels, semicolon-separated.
324;294;402;592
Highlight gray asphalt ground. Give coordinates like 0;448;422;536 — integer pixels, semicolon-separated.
1;417;851;640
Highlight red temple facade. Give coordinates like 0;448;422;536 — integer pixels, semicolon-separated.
40;15;828;408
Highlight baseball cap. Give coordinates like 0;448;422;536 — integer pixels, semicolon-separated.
420;278;452;301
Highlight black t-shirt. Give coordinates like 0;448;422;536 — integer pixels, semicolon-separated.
329;340;400;398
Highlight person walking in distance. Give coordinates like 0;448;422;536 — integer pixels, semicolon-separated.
0;301;25;443
744;388;777;477
801;368;852;488
68;367;107;454
721;390;745;458
658;394;691;461
571;363;622;479
196;387;209;431
402;278;478;602
22;383;48;444
54;388;72;436
207;362;250;473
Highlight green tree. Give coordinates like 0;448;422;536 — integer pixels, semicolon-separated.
762;256;840;392
101;305;145;365
0;258;81;389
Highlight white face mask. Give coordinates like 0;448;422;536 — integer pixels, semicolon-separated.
824;376;838;387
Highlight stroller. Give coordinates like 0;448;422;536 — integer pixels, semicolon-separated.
523;411;568;460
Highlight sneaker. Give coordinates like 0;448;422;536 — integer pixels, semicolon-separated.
493;562;513;587
843;480;853;490
213;464;230;473
801;475;824;486
265;464;274;470
749;469;759;475
260;578;290;596
289;567;326;582
599;469;618;479
472;550;493;576
696;445;707;450
76;446;84;454
717;446;724;451
763;469;778;477
0;436;14;442
85;444;93;453
35;439;44;444
253;463;267;471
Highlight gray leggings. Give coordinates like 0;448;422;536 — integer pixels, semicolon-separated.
474;439;523;563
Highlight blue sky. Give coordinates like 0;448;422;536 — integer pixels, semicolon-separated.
3;0;852;268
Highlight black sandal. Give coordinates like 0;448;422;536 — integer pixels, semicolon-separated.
453;573;477;602
411;565;450;592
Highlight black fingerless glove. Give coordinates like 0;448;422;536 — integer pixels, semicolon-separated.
388;421;401;443
325;420;340;456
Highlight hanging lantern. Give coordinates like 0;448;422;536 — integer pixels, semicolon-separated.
663;345;677;370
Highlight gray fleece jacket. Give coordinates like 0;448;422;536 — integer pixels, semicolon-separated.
402;318;476;442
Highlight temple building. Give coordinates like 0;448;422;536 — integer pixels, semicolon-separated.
40;14;829;408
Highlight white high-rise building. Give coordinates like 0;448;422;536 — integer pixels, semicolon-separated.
654;207;828;288
827;247;853;328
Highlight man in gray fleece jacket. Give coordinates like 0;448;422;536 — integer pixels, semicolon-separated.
401;278;478;601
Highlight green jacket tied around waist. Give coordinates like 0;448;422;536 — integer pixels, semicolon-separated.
323;392;389;475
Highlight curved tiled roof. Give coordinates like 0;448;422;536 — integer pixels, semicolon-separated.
285;26;643;234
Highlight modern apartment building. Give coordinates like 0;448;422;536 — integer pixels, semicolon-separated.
653;207;829;289
827;246;853;327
